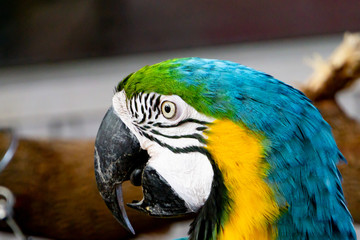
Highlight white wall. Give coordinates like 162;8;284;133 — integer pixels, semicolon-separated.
1;34;359;139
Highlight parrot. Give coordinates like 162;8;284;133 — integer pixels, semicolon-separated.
94;57;357;240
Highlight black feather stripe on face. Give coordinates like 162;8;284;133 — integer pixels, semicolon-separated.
141;132;206;155
150;129;206;144
127;92;211;153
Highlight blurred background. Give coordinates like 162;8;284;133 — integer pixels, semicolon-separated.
1;1;360;239
1;0;360;138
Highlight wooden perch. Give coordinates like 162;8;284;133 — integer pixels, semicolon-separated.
303;32;360;100
0;33;359;239
0;136;182;240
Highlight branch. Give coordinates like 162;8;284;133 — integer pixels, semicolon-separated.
302;32;360;101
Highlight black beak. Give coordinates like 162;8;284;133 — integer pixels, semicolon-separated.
94;107;191;234
94;107;148;234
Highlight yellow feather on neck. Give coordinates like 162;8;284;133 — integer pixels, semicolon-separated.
205;120;280;240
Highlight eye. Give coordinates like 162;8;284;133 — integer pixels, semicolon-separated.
161;101;176;119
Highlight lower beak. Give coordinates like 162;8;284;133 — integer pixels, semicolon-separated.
94;107;193;235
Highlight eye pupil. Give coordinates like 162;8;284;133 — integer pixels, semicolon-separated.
164;105;171;113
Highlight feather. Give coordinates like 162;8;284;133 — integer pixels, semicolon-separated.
120;57;356;239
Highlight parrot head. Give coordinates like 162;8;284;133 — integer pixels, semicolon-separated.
94;58;356;239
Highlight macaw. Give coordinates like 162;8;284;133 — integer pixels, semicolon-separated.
94;57;356;240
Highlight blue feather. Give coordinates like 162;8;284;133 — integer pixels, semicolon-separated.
127;57;356;239
170;57;356;239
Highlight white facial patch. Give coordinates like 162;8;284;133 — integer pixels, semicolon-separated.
112;90;215;211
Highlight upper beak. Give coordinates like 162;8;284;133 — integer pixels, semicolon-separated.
94;107;148;234
94;107;192;234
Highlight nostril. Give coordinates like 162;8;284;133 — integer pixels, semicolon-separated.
130;168;142;186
